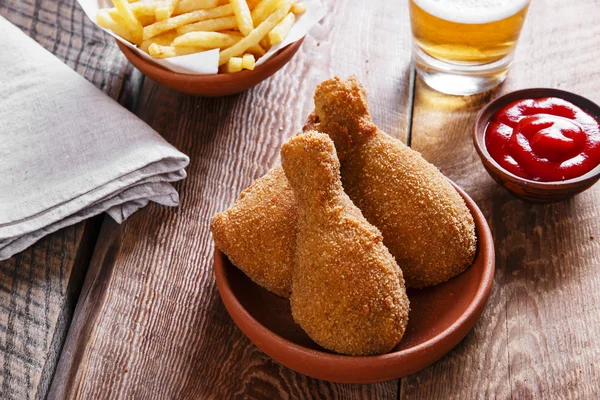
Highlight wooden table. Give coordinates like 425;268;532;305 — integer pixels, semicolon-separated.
2;0;599;398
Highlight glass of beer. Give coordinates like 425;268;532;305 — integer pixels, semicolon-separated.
409;0;531;95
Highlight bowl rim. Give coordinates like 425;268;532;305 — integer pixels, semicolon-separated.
473;87;600;189
116;38;304;82
213;181;495;382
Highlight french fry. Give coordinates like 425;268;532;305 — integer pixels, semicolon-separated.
148;43;207;58
230;0;253;36
247;0;262;9
143;4;233;40
130;2;160;17
220;57;243;73
109;7;155;27
246;43;265;57
96;9;137;43
107;8;130;25
218;0;292;65
137;14;156;26
176;16;237;34
112;0;143;44
172;31;242;48
175;0;220;15
242;53;255;70
268;12;294;45
140;30;179;53
251;0;281;25
291;2;306;14
155;0;179;21
107;0;300;70
259;37;270;49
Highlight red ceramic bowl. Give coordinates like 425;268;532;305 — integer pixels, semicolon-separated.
116;39;303;96
474;88;600;202
213;182;495;383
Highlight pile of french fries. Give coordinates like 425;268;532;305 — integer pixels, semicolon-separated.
97;0;307;73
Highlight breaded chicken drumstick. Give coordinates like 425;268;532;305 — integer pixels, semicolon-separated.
210;80;376;297
281;131;409;356
310;77;476;288
211;76;476;295
210;166;296;297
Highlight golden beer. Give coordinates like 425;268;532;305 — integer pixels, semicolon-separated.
410;0;530;64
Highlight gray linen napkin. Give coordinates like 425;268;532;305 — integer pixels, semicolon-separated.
0;17;190;260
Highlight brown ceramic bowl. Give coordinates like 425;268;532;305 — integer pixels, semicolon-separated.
213;182;495;383
116;39;304;96
474;88;600;202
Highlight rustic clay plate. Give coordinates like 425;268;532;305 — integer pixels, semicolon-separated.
214;182;495;383
116;39;304;96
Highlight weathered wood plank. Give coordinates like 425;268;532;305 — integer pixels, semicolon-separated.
48;217;123;400
50;0;413;398
402;0;600;398
0;220;100;400
0;1;142;398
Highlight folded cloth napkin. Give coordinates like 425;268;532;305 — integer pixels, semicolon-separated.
0;17;190;261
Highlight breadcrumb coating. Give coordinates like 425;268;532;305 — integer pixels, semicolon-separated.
210;166;296;297
311;76;477;288
210;76;476;296
281;131;409;356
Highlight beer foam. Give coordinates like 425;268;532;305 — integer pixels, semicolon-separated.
412;0;530;24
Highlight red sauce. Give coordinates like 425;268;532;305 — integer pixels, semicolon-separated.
485;97;600;182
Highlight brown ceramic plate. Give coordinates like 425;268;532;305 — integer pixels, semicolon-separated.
213;182;495;383
473;88;600;202
116;39;304;96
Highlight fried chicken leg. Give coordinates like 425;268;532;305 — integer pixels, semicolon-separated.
211;76;476;295
281;131;409;356
211;166;296;297
312;77;477;288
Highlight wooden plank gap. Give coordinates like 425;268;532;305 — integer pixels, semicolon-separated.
405;61;416;147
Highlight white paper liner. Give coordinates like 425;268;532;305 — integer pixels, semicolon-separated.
77;0;325;75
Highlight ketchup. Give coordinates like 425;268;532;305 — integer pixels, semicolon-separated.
485;97;600;182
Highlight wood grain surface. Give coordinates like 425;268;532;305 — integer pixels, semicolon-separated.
404;0;600;399
18;0;599;398
49;0;413;398
0;1;142;399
